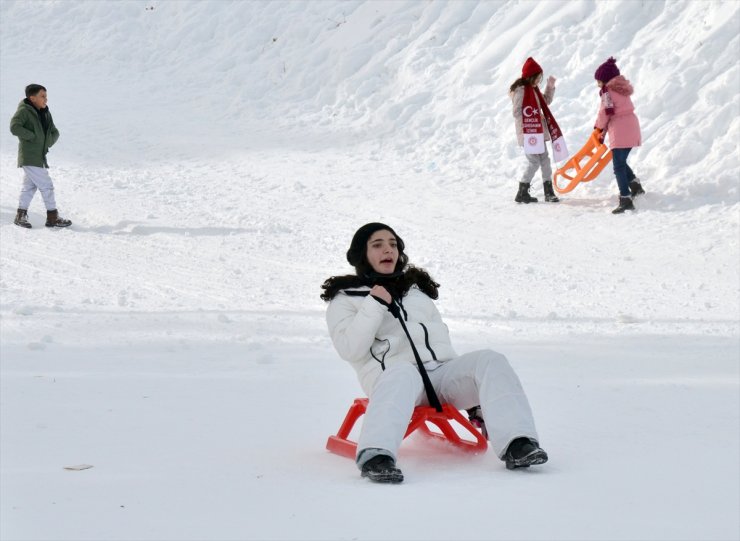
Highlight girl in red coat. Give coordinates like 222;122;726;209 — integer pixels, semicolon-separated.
594;57;646;214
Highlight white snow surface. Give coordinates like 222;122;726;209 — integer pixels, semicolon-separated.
0;1;739;540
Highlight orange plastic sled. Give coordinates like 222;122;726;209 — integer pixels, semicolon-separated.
326;398;489;459
553;129;612;194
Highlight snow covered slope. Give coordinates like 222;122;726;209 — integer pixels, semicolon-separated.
1;0;738;202
0;1;738;540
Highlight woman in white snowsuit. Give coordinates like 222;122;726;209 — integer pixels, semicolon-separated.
321;222;547;483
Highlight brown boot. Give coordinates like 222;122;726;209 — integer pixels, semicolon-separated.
45;209;72;228
14;208;32;228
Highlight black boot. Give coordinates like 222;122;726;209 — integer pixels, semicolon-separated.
629;180;645;197
14;208;32;229
611;196;635;214
543;180;560;202
361;455;404;484
503;437;548;470
515;183;538;203
45;209;72;228
466;406;489;440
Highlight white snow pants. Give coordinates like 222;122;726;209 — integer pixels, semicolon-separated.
356;349;539;467
18;166;57;211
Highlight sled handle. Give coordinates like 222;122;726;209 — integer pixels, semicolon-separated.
553;130;612;194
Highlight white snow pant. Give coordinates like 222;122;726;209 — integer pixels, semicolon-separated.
521;147;552;185
356;349;539;467
18;166;57;211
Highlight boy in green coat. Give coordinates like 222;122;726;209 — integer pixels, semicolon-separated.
10;84;72;228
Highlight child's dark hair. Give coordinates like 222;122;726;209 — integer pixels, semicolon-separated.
25;84;46;98
509;73;541;93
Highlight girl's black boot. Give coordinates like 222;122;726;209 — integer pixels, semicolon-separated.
611;196;635;214
515;183;538;204
629;180;645;197
543;181;560;202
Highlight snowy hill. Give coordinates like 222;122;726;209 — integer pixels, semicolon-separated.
1;1;738;540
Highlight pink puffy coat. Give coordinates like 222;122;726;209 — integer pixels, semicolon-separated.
594;76;641;149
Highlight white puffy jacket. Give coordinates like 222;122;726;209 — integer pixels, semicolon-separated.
326;286;457;395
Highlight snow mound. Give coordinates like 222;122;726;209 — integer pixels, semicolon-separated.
1;1;739;206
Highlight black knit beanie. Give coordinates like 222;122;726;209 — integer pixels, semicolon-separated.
346;222;404;267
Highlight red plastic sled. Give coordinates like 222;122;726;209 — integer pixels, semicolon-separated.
325;398;488;459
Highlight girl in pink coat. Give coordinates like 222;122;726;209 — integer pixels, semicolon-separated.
594;57;646;214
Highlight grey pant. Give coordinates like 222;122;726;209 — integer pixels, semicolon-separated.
520;148;553;185
356;349;540;467
18;166;57;210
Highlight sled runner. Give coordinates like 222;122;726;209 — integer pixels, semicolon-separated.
326;398;489;459
552;129;612;194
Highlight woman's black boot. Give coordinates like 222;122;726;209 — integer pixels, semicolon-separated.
504;437;548;470
361;455;404;484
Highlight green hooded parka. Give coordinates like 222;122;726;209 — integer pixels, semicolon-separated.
9;99;60;168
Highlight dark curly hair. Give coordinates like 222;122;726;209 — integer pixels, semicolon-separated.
320;264;439;302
